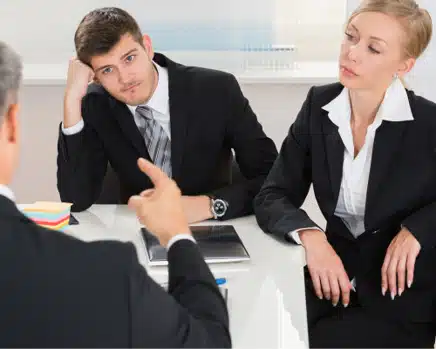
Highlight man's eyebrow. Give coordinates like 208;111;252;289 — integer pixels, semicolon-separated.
94;49;139;72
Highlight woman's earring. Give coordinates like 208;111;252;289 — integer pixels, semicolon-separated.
393;73;399;79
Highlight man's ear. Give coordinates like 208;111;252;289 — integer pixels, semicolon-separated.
3;103;19;143
142;34;154;59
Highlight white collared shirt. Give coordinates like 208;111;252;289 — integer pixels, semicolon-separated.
62;62;171;138
126;62;171;139
291;78;414;242
166;234;196;250
0;184;15;202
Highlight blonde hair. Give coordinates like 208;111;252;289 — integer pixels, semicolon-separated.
348;0;433;60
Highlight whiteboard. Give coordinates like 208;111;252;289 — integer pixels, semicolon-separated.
0;0;273;62
0;0;345;64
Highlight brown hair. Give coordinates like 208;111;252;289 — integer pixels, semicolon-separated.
348;0;433;59
74;7;143;66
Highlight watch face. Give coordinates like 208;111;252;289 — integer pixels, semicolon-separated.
213;199;227;216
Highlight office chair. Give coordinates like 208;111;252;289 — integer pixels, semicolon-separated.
96;164;124;204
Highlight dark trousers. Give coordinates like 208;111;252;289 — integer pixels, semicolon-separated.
304;269;435;348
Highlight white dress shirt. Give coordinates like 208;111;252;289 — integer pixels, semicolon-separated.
166;234;197;250
290;77;414;243
126;62;171;139
62;62;171;138
0;184;15;202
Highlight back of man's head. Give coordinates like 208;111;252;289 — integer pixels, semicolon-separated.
0;41;22;185
75;7;144;66
0;42;21;116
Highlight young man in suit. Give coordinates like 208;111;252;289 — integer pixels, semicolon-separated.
0;41;230;347
57;7;278;221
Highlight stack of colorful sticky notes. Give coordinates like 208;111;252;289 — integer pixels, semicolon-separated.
20;201;73;231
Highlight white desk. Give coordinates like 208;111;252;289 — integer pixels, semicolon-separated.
66;205;309;348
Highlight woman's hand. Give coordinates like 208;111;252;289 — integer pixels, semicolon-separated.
300;229;353;307
381;226;421;299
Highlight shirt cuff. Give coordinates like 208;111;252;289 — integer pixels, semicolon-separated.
166;234;196;251
61;119;84;135
288;226;323;245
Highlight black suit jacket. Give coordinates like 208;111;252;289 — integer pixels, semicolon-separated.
254;83;436;323
0;196;230;347
57;53;277;216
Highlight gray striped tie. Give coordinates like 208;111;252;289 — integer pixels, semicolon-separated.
135;106;172;177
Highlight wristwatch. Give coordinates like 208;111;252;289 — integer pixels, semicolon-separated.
209;196;229;219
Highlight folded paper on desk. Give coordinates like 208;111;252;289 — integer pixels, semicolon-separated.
20;201;72;231
142;225;250;266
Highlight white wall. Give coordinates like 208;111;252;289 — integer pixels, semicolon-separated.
1;0;117;63
0;0;346;63
347;0;360;16
404;0;436;102
274;0;346;61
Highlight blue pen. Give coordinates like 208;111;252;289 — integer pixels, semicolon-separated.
216;278;227;286
160;278;227;289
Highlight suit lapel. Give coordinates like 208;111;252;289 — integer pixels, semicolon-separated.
163;56;191;182
109;97;149;159
322;113;345;216
365;121;408;224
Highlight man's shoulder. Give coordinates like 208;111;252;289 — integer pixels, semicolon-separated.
171;61;238;90
82;83;114;118
85;82;110;98
3;217;137;273
185;65;235;82
157;53;235;84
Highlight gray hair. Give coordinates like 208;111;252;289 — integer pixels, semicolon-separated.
0;41;22;117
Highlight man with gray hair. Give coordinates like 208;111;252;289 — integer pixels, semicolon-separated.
0;42;230;347
0;42;21;119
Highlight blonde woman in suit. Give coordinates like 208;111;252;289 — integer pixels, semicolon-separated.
255;0;436;347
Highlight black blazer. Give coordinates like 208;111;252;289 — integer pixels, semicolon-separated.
254;83;436;323
0;196;230;347
57;53;278;216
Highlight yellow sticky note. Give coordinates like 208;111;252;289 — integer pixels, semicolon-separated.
22;201;72;213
